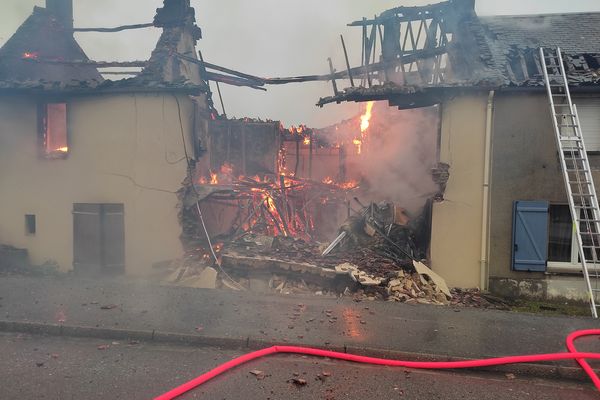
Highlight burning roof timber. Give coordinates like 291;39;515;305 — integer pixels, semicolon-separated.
0;0;208;95
318;1;600;108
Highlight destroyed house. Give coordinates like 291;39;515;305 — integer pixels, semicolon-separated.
318;0;600;300
0;0;211;275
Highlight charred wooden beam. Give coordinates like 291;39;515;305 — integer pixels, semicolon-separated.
327;58;339;96
27;59;148;68
73;23;154;33
174;52;266;84
204;72;266;91
340;34;355;87
99;71;141;75
347;2;452;26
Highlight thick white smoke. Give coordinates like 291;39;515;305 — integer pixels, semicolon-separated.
348;102;439;214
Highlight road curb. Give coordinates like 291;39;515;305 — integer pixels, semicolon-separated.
0;319;590;384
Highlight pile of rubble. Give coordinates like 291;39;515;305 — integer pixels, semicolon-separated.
385;261;451;305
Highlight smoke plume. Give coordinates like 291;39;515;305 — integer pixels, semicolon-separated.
348;102;439;214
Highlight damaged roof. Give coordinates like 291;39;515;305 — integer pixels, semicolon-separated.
479;12;600;87
0;3;207;96
0;6;102;84
318;6;600;107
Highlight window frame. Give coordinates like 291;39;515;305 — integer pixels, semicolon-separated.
37;100;70;160
547;204;585;274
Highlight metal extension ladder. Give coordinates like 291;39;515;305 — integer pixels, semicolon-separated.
540;47;600;318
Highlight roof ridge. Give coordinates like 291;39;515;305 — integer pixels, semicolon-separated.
479;10;600;19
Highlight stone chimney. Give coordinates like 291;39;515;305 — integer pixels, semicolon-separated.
46;0;73;30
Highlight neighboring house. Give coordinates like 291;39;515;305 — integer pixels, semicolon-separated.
318;0;600;300
0;0;210;275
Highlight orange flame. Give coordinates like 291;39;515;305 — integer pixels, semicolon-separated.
210;171;218;185
322;176;334;185
360;101;374;133
352;138;362;154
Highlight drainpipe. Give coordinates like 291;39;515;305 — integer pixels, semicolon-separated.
480;90;495;291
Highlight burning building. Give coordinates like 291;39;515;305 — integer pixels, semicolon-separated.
315;0;600;302
2;0;599;306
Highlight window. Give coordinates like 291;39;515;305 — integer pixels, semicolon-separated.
548;205;574;263
574;96;600;152
547;204;597;273
25;214;36;236
39;102;68;158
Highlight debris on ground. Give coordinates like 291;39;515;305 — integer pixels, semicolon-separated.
165;174;504;308
450;288;511;310
100;304;118;310
384;261;451;305
249;369;266;380
289;377;307;386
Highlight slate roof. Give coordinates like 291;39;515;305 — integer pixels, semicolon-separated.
0;4;207;95
0;6;102;84
480;12;600;56
479;12;600;87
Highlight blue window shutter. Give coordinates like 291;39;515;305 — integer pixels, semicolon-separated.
512;201;549;272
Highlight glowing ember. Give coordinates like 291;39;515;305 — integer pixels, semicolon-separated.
57;147;68;152
210;171;218;185
352;138;362;154
303;137;311;145
22;52;39;60
220;163;233;175
360;101;374;133
322;176;334;185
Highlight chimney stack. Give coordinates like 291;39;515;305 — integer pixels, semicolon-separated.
46;0;73;30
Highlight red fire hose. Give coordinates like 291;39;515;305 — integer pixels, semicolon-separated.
154;329;600;400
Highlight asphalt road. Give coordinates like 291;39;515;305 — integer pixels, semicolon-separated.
0;332;596;400
1;275;598;364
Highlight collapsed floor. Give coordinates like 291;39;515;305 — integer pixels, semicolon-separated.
163;104;451;305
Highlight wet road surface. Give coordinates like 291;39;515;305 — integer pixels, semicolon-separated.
0;332;596;400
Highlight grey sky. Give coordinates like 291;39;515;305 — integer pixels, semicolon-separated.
2;0;600;127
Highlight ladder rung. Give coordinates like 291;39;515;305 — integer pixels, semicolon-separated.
566;169;589;172
558;124;579;127
557;113;575;116
559;137;581;141
570;181;593;185
579;219;600;223
572;193;595;197
580;232;600;236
